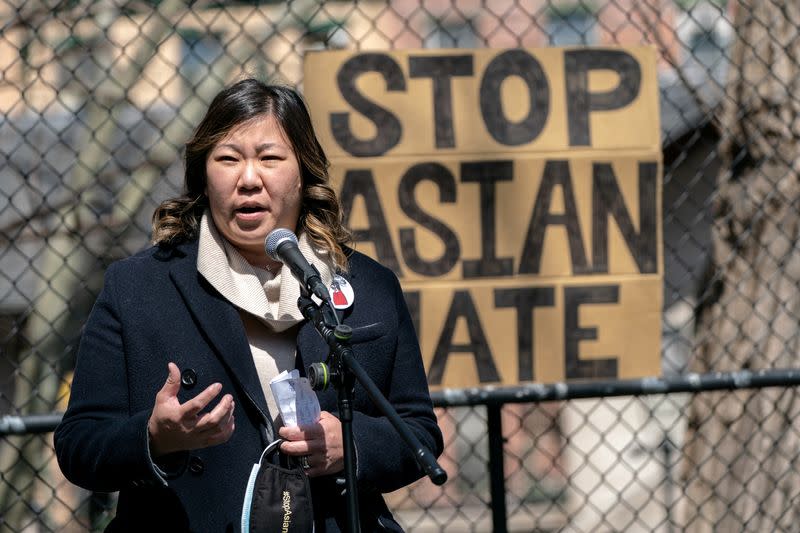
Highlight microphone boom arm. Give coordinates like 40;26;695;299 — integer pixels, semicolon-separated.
297;291;447;532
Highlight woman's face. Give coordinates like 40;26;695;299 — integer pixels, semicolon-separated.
205;114;302;266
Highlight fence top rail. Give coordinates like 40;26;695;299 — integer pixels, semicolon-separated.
0;413;64;437
430;368;800;407
3;369;800;436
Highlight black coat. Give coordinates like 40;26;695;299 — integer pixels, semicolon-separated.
54;239;443;532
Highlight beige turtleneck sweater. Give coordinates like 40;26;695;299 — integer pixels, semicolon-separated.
196;212;335;423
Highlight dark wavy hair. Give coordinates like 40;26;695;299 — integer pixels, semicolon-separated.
152;78;351;270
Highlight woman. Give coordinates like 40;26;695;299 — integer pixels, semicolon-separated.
54;79;443;532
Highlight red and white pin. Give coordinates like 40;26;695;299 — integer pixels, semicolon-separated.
329;275;354;310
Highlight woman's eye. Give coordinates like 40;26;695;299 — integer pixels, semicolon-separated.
217;155;237;162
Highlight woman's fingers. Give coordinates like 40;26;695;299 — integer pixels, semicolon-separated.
195;394;234;433
154;362;182;404
181;382;223;418
202;413;236;447
279;422;323;442
279;439;313;455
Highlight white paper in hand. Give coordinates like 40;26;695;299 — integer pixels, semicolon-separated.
269;369;321;427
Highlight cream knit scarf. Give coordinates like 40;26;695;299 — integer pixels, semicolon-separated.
196;212;335;422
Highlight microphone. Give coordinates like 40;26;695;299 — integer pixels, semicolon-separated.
265;228;331;302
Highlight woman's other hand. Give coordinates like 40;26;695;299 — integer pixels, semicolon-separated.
278;411;343;477
147;362;235;457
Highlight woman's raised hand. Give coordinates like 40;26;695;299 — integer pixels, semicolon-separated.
147;362;235;457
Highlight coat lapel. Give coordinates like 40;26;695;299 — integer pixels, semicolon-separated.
296;320;327;371
168;244;273;433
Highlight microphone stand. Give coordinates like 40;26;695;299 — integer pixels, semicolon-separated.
296;292;447;533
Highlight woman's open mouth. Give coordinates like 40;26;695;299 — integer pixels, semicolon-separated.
236;206;264;214
235;205;267;221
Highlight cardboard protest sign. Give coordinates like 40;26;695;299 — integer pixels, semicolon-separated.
304;47;662;387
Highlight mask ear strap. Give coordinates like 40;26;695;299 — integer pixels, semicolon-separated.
262;438;283;463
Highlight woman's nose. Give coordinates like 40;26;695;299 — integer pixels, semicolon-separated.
239;160;261;189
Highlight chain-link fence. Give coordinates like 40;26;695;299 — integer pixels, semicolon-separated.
2;0;800;531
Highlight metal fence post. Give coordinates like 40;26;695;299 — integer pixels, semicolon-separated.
486;403;507;533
